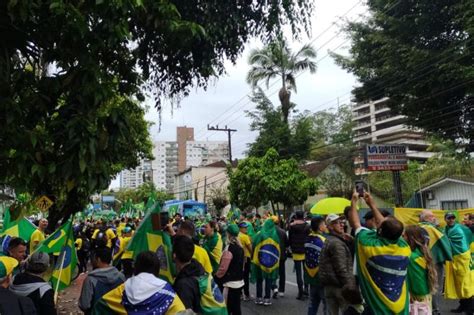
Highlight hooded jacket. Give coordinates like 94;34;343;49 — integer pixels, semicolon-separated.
78;266;125;314
10;273;56;315
0;287;37;315
173;259;205;313
289;220;310;254
319;233;354;288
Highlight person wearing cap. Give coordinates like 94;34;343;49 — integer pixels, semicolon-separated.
444;212;474;314
5;237;27;275
215;224;244;314
10;251;56;315
319;213;354;314
289;210;310;300
30;218;48;254
0;256;36;315
238;222;253;301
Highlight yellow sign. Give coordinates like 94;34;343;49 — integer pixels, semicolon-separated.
36;196;54;212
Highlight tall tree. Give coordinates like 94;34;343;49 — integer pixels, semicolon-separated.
246;88;314;160
1;1;315;225
246;38;317;124
333;0;474;151
228;148;318;217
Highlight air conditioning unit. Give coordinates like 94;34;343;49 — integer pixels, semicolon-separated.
426;191;435;200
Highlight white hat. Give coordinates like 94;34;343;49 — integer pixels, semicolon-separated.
326;214;343;225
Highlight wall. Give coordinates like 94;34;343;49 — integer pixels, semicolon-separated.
425;182;474;210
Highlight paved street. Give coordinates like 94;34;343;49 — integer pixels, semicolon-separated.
58;259;459;314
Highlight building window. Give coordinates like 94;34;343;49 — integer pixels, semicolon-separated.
441;200;468;210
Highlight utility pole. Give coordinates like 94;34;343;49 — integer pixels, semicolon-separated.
207;124;237;163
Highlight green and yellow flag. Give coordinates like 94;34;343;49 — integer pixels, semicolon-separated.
203;231;223;274
0;207;37;242
251;219;280;281
407;248;430;298
419;222;452;264
444;223;474;299
123;200;175;283
355;229;411;315
197;274;227;314
304;232;325;284
36;220;77;291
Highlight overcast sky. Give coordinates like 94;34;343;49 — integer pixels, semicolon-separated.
111;0;367;188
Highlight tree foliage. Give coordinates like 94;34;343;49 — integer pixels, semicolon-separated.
208;186;229;217
333;0;474;150
247;38;317;124
0;0;315;225
246;88;314;160
106;182;174;208
228;149;318;216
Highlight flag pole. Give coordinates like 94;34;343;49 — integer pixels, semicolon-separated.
53;220;71;305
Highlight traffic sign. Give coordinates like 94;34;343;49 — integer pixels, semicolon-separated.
36;196;54;212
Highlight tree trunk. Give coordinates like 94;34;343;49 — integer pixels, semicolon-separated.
278;86;291;124
47;187;87;231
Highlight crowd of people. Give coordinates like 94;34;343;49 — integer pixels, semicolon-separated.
0;191;472;314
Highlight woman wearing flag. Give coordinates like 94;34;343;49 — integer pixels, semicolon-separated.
404;225;437;313
202;220;223;274
251;218;281;306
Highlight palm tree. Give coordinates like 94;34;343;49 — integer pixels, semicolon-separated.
246;38;317;124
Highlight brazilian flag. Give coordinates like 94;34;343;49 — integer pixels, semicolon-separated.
251;219;280;281
197;274;227;314
0;207;37;242
355;229;411;315
36;220;77;291
407;248;430;298
444;223;474;299
203;231;223;274
304;232;325;285
123;200;175;283
419;222;452;264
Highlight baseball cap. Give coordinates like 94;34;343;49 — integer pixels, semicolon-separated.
326;214;344;225
122;226;132;233
227;224;240;237
238;222;249;228
0;256;18;278
27;251;50;270
445;212;456;219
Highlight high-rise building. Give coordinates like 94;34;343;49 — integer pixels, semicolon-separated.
352;98;433;174
120;126;228;193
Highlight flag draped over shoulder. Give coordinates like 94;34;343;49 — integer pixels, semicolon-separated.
203;231;223;274
123;200;175;283
304;232;325;283
355;229;411;315
251;219;280;281
197;274;227;314
444;223;474;299
0;207;37;242
407;248;430;298
419;222;452;264
36;220;77;291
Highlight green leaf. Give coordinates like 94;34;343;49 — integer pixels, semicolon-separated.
79;159;86;173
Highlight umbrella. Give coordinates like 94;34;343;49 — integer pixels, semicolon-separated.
310;197;355;215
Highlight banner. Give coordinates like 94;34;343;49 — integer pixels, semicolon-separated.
394;208;474;227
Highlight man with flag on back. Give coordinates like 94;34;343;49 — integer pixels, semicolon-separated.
418;209;453;314
30;218;48;254
251;218;281;306
444;211;474;314
305;216;327;315
92;251;185;315
348;191;411;315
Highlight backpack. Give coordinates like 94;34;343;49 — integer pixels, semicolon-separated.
81;236;91;253
196;274;227;315
94;227;108;249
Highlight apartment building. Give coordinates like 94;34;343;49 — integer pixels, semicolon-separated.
120;126;228;193
352;98;433;173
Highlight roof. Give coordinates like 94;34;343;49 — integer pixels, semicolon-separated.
204;160;238;168
300;159;334;177
420;176;474;192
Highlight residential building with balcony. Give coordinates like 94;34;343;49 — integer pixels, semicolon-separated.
352;98;434;172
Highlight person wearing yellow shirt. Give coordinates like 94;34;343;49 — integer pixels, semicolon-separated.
167;220;213;274
238;222;253;300
91;222;117;249
113;227;132;268
29;218;48;253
